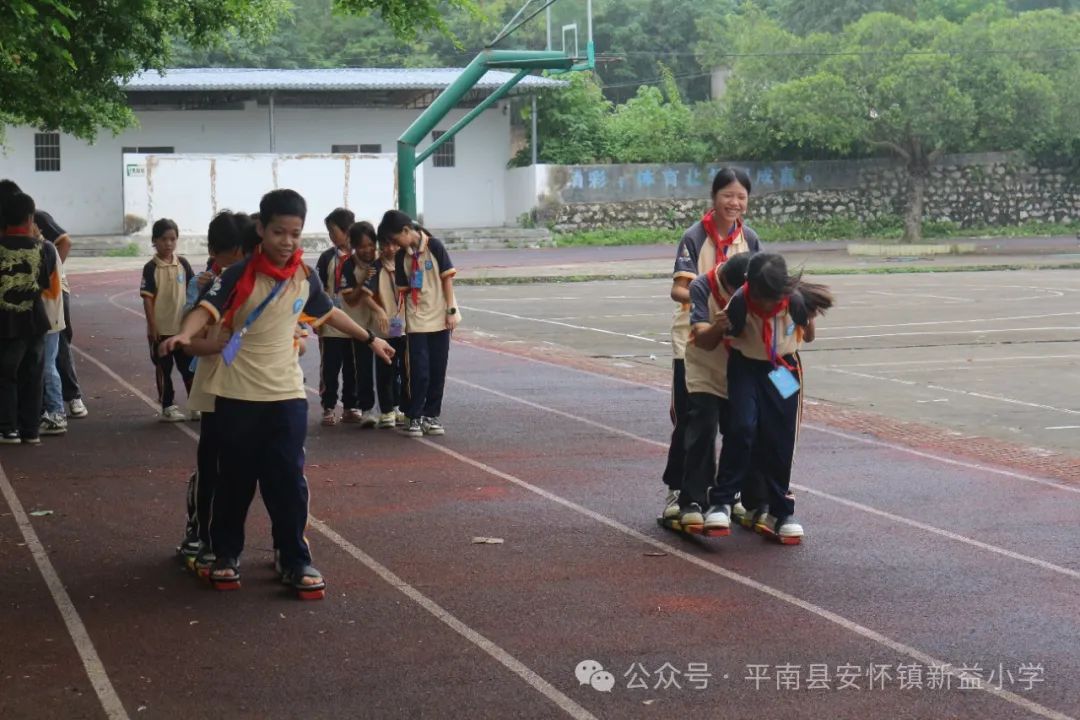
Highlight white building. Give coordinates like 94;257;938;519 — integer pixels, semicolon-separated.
0;68;562;235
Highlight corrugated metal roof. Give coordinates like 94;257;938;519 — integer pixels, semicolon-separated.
125;67;565;92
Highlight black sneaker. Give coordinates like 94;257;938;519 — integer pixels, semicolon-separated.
0;431;21;445
402;418;424;438
421;417;445;436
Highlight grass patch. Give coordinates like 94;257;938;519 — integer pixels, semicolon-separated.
553;218;1080;246
104;242;141;257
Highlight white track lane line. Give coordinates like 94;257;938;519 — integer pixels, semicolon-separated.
446;376;1080;579
101;291;1076;718
820;366;1080;417
825;310;1080;331
68;344;598;720
819;325;1080;341
415;439;1075;720
0;463;130;720
459;305;663;344
821;354;1080;369
455;339;1080;495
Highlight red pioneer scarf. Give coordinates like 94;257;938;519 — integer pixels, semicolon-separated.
701;211;743;265
333;249;350;293
4;225;33;236
743;282;795;370
222;246;304;328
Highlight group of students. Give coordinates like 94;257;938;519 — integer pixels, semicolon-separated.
660;168;833;544
145;189;458;598
0;181;89;445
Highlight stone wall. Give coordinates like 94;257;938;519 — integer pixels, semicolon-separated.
538;154;1080;232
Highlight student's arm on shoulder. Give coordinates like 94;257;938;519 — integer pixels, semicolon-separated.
724;288;748;337
197;260;245;324
688;276;711;327
429;237;456;278
140;260;157;298
303;267;335;326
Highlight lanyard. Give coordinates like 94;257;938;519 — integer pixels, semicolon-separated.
333;251;349;293
410;248;423;306
234;279;286;336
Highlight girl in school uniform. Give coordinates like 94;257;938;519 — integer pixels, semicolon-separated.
709;253;833;544
377;210;459;438
663;169;762;522
339;221;384;428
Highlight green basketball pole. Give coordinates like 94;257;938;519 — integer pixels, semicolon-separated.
396;1;594;219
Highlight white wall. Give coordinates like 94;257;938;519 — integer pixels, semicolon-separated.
0;101;511;234
123;153;397;239
504;164;550;224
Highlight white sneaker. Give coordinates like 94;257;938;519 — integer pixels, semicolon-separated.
360;409;379;428
755;513;804;545
160;405;186;422
377;411;396;429
39;412;68;436
662;489;680;520
703;505;732;536
393;408;406;426
731;501;760;529
678;503;705;533
188;410;202;422
67;398;88;418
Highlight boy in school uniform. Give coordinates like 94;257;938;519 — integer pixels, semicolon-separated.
377;210;459;438
0;193;52;444
162;189;394;597
140;219;196;422
315;208;359;426
663;169;762;521
339;221;386;428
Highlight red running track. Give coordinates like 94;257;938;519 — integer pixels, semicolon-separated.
0;270;1077;720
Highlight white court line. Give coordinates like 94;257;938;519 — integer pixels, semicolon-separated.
1047;426;1080;431
460;304;663;344
416;439;1075;720
447;376;1080;578
820;366;1080;418
821;354;1080;369
867;290;973;303
819;326;1080;341
69;344;597;720
0;463;130;720
455;340;1080;495
826;310;1080;331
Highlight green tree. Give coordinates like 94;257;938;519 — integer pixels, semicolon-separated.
0;0;479;142
607;66;704;162
708;9;1076;241
514;71;611;165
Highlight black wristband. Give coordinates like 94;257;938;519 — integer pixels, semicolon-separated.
363;329;376;345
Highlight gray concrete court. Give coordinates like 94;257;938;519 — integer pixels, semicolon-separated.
456;269;1080;455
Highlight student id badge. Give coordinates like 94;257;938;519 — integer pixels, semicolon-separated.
768;366;800;399
221;330;244;366
410;269;424;290
389;316;404;338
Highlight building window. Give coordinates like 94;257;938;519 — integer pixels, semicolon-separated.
122;146;175;154
359;143;382;154
431;131;455;168
34;133;61;172
332;144;359;153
